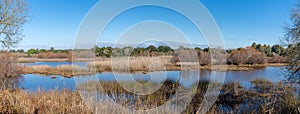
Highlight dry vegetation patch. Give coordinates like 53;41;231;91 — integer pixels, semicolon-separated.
22;65;95;78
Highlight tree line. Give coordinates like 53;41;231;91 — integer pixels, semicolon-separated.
9;42;290;66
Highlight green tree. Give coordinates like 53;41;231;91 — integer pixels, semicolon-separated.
256;44;262;51
39;49;47;53
26;48;38;55
251;42;257;49
203;47;210;52
158;46;173;53
271;45;284;55
123;47;133;56
16;49;24;53
146;45;158;53
194;47;202;51
50;47;55;51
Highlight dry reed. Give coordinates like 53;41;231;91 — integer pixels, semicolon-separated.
22;65;95;78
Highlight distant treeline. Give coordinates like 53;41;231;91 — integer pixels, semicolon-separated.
10;42;291;65
10;47;71;59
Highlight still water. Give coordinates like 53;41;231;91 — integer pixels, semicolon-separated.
18;66;286;92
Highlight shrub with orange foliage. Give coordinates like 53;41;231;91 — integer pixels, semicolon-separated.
268;54;287;63
229;47;267;65
37;52;70;59
248;52;267;64
229;48;250;65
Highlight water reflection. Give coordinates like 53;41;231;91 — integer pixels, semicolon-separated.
17;67;286;92
0;76;23;90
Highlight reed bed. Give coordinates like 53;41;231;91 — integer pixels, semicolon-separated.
1;79;300;113
87;56;177;73
76;79;300;113
86;56;283;73
0;89;91;114
22;65;95;78
18;58;70;63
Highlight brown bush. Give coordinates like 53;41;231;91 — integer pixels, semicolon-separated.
248;51;267;64
0;52;22;90
198;51;211;65
176;49;198;62
268;54;287;63
0;52;22;77
230;48;250;65
73;50;95;58
229;47;267;65
37;52;70;59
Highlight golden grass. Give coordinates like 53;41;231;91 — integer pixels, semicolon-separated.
0;89;91;114
87;56;282;73
1;80;300;113
22;65;95;78
18;57;69;63
87;56;175;72
19;56;288;75
18;57;111;63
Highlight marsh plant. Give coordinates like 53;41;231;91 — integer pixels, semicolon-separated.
0;52;23;90
1;79;299;113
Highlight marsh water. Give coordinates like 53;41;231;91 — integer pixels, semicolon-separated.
19;62;286;92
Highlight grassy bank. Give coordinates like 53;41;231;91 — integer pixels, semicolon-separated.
19;56;288;77
0;89;91;114
18;57;70;63
22;65;95;78
87;56;287;72
1;79;299;113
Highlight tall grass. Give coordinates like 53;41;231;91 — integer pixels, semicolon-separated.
87;56;177;72
1;80;300;113
0;89;91;114
23;65;95;78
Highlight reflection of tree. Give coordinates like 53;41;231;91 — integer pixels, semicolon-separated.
180;71;201;82
199;70;211;80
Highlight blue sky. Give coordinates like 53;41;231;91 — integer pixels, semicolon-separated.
20;0;295;50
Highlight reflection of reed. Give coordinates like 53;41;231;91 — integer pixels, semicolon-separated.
0;76;23;90
180;70;211;82
1;79;299;113
180;71;199;81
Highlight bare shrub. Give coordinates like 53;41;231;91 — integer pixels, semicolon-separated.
0;0;30;48
268;54;287;63
229;47;267;65
198;51;211;65
0;52;22;90
0;52;22;77
230;48;250;65
73;50;95;58
37;52;70;59
248;51;267;64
